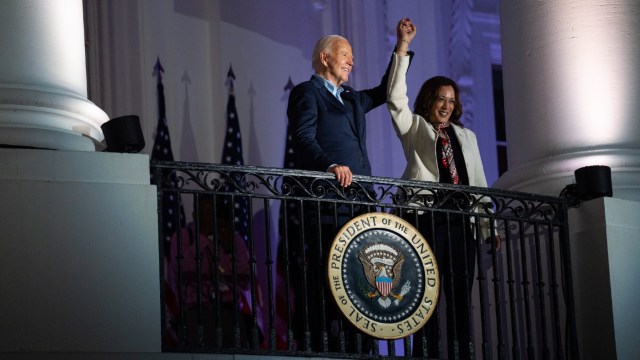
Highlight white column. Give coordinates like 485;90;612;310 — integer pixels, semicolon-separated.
0;0;109;151
498;2;640;359
569;197;640;359
495;0;640;202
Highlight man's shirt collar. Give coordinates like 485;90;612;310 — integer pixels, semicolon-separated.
314;74;344;104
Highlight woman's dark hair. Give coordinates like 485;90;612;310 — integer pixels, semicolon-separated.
413;76;464;127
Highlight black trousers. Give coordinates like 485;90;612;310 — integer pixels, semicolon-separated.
184;303;250;348
290;201;374;353
407;210;477;360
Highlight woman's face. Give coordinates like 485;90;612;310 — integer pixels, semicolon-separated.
429;85;456;124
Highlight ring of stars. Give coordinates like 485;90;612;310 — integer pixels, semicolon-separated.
342;229;425;323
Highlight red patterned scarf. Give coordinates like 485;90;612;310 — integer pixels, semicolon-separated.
436;123;459;184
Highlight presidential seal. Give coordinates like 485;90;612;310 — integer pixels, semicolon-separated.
327;212;440;339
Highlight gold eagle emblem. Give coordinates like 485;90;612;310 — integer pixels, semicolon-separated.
358;243;405;301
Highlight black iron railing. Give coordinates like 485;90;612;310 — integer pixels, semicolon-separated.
152;161;579;359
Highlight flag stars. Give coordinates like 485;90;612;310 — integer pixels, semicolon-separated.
221;65;249;244
151;57;185;243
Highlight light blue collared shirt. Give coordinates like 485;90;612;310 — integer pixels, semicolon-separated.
314;74;344;105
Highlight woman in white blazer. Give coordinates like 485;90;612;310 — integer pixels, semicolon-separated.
389;18;498;360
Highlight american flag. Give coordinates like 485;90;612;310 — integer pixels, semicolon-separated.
221;66;262;345
274;76;300;349
150;57;185;248
221;65;250;243
151;57;185;347
281;77;297;170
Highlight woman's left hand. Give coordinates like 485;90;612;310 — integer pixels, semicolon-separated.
486;235;501;251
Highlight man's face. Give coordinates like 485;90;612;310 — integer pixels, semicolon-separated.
320;38;353;87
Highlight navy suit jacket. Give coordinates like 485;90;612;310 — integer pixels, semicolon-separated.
287;52;412;177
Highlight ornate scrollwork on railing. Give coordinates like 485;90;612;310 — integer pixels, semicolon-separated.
490;195;563;222
153;161;575;357
151;161;567;224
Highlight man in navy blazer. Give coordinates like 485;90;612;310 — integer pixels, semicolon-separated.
288;35;411;187
285;34;413;353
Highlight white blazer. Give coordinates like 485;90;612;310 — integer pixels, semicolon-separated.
387;54;488;187
387;53;495;239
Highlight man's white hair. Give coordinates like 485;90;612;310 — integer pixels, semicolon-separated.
311;35;348;73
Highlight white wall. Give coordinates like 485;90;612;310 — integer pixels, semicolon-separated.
0;149;159;353
569;197;640;359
